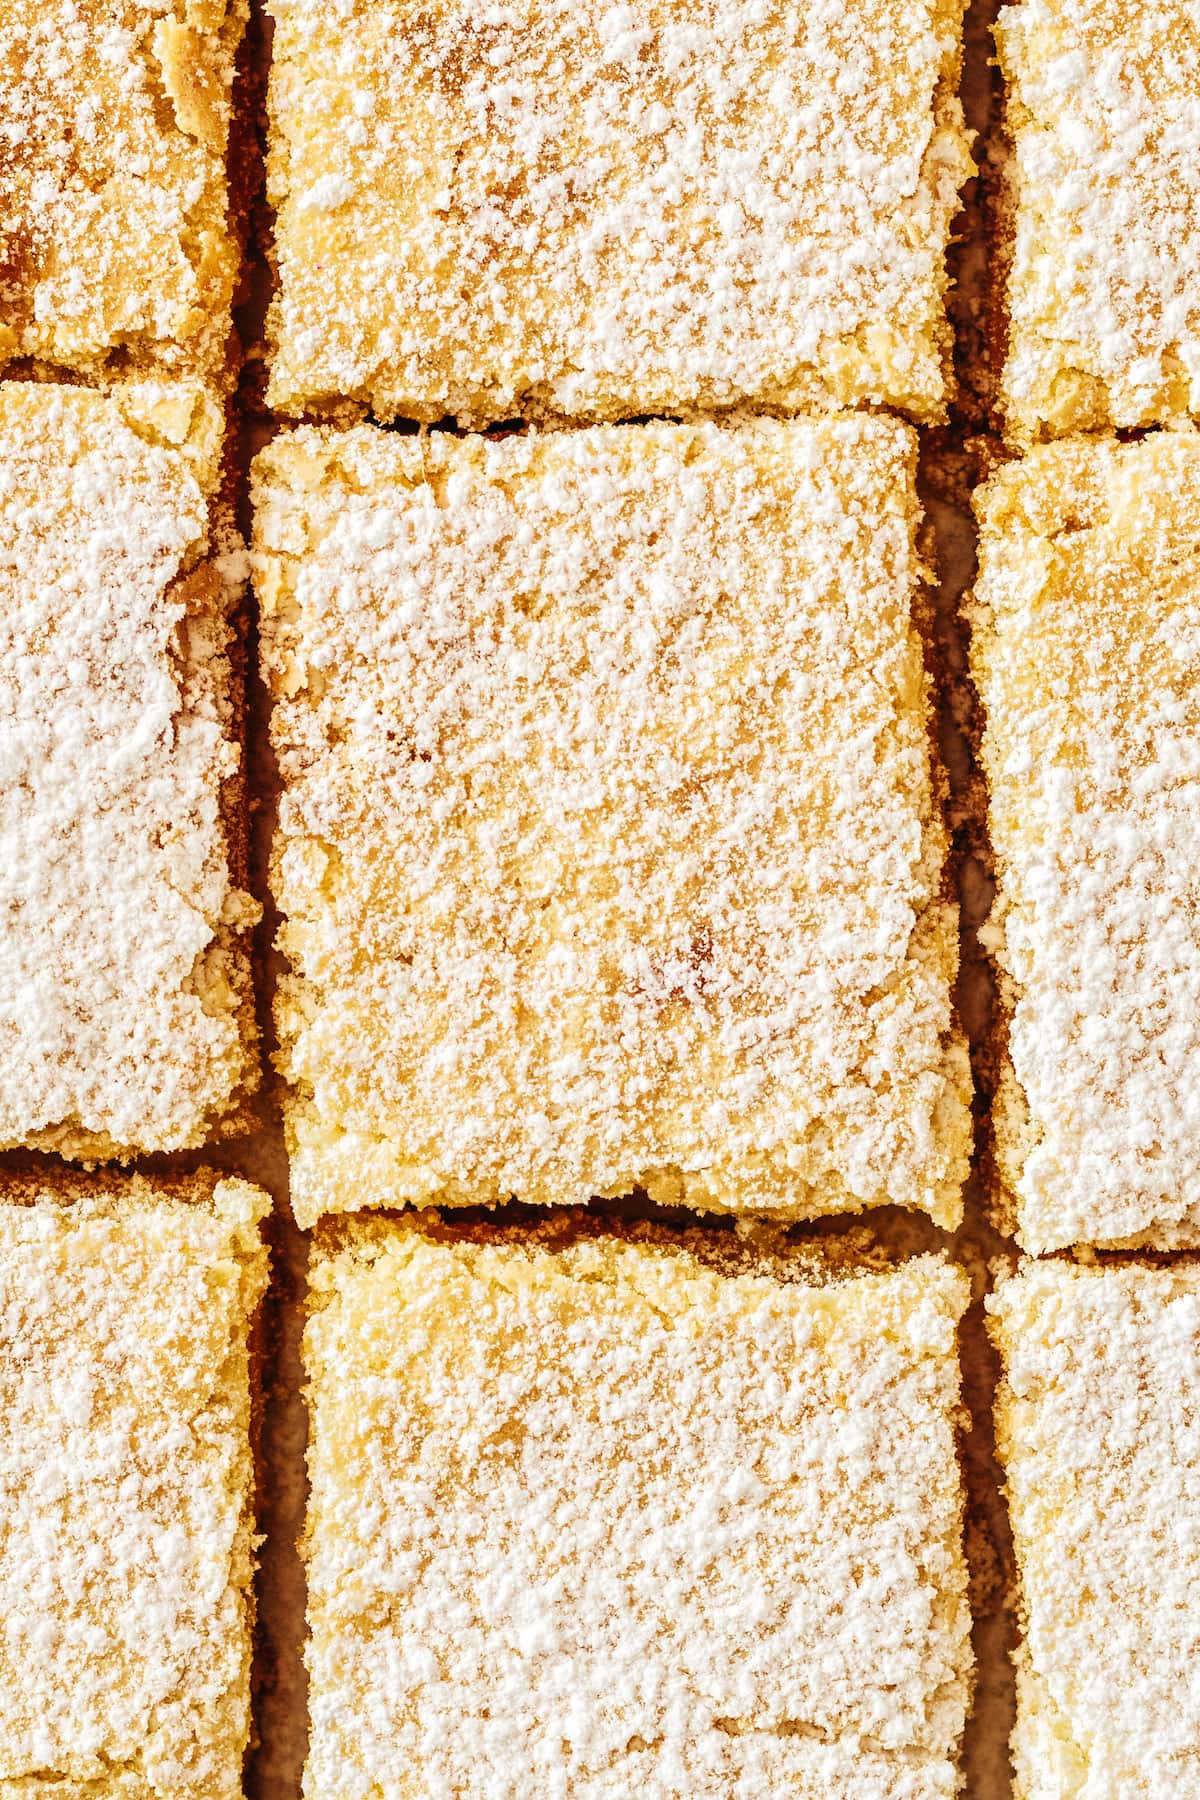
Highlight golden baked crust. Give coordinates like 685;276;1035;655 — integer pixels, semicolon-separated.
263;0;972;427
970;431;1200;1251
0;1170;269;1798
254;414;970;1230
304;1216;973;1797
0;380;260;1158
997;0;1200;442
0;0;247;389
990;1258;1200;1797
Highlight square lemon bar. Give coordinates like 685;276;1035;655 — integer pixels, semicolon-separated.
254;414;970;1229
263;0;972;426
0;0;247;388
304;1217;973;1797
970;431;1200;1251
990;1258;1200;1797
0;1171;268;1797
997;0;1200;442
0;381;259;1158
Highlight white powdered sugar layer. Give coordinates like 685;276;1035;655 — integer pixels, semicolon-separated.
971;431;1200;1251
0;1173;269;1796
991;1259;1200;1797
305;1220;973;1798
0;381;258;1157
254;413;969;1230
999;0;1200;440
0;0;246;385
264;0;972;425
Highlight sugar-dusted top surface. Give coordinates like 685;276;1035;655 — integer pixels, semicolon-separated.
0;381;258;1157
254;414;968;1230
998;0;1200;441
304;1219;972;1797
971;431;1200;1251
990;1259;1200;1797
264;0;972;426
0;1173;269;1797
0;0;246;386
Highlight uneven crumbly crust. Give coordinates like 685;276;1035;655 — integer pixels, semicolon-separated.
969;431;1200;1252
304;1217;973;1797
997;0;1200;443
0;381;260;1158
0;0;248;389
254;414;970;1230
0;1781;156;1798
989;1259;1200;1797
263;0;973;427
0;1170;270;1798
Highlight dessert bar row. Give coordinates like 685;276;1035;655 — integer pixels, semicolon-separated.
0;1167;1188;1797
4;384;1198;1253
2;0;1197;440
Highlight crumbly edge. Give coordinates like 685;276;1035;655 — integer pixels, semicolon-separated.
280;1014;972;1235
986;1261;1075;1795
309;1208;948;1299
0;0;250;395
258;419;971;1231
992;153;1129;445
0;1779;156;1797
0;382;261;1160
962;442;1047;1243
0;1168;271;1797
964;446;1074;1247
990;73;1038;450
967;434;1200;1251
263;3;972;428
991;61;1091;449
304;1212;973;1517
990;1368;1078;1796
978;108;1016;439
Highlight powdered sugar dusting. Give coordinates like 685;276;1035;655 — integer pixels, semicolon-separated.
999;0;1200;440
253;413;969;1230
0;1172;269;1795
971;431;1200;1251
0;381;259;1157
0;0;246;386
304;1220;972;1797
991;1259;1200;1794
264;0;972;426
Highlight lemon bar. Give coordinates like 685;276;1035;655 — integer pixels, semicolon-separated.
990;1258;1200;1797
263;0;972;427
0;381;259;1158
0;0;247;388
254;414;970;1230
0;1170;269;1797
304;1217;973;1797
997;0;1200;442
970;432;1200;1251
